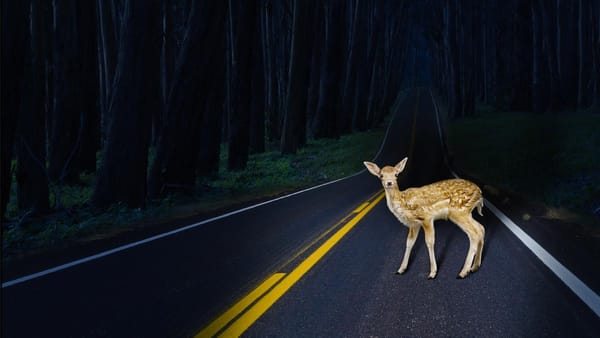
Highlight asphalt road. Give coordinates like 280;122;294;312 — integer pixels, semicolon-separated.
2;89;599;337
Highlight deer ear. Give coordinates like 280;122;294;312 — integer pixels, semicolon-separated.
394;157;408;174
363;161;381;177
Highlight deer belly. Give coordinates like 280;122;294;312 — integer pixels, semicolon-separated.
431;207;449;221
423;199;451;221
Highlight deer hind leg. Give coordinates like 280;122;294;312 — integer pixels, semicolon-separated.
470;218;485;272
422;220;438;279
397;226;420;274
453;214;484;278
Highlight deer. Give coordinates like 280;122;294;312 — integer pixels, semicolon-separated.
363;157;485;279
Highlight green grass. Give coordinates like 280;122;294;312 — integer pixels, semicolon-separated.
2;127;386;262
447;109;600;223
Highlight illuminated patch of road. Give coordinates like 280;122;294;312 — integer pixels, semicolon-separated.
196;192;385;337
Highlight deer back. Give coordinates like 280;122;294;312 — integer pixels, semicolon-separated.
396;179;481;220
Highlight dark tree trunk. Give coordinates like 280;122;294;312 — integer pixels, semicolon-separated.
149;0;228;195
97;0;118;146
92;0;161;208
462;1;476;117
341;0;359;133
48;0;85;183
592;0;600;107
443;1;457;118
531;0;544;113
312;0;344;139
281;0;312;154
577;0;584;108
156;0;169;146
449;0;463;118
262;2;280;144
352;1;375;131
197;95;224;177
77;1;100;173
228;0;258;170
197;12;226;177
1;0;29;217
306;4;325;137
510;0;532;111
537;0;558;112
249;35;266;154
16;0;50;215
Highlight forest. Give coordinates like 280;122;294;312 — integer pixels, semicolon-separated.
2;0;599;221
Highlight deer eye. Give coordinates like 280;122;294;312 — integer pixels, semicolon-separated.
379;174;383;179
394;173;399;177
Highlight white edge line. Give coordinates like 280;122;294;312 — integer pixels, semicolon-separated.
429;89;600;318
2;93;403;289
485;201;600;317
2;175;352;288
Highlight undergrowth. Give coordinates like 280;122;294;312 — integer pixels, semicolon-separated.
2;128;385;262
447;108;600;225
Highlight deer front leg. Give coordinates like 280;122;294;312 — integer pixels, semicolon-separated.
397;227;420;274
422;220;438;279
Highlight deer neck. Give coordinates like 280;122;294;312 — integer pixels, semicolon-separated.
383;186;405;208
383;186;415;226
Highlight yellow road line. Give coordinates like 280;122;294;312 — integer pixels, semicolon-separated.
260;190;382;278
217;191;386;337
194;273;286;338
352;202;369;214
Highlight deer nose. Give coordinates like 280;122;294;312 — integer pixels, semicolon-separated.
386;181;393;187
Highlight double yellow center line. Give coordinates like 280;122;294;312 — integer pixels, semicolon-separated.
196;191;385;337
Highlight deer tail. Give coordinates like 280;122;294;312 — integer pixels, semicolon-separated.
476;198;484;216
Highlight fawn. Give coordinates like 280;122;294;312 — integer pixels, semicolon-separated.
364;158;485;279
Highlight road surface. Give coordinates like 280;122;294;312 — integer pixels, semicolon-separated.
3;88;599;337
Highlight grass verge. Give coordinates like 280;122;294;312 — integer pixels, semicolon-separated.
2;127;386;264
446;107;600;227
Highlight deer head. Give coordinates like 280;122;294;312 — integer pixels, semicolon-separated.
363;157;408;190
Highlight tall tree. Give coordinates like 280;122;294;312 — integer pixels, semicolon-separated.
261;1;280;144
92;0;161;208
1;0;29;217
96;0;118;145
15;0;50;214
249;32;266;154
531;0;544;113
228;0;259;170
148;0;228;196
556;0;562;80
577;0;584;108
312;0;345;139
353;2;380;130
340;0;360;132
538;0;559;111
281;0;312;154
48;0;86;183
76;1;100;173
197;10;227;177
510;0;532;111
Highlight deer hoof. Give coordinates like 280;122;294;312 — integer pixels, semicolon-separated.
427;272;437;279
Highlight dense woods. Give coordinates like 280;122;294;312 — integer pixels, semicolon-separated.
425;0;600;118
1;0;415;216
1;0;599;218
